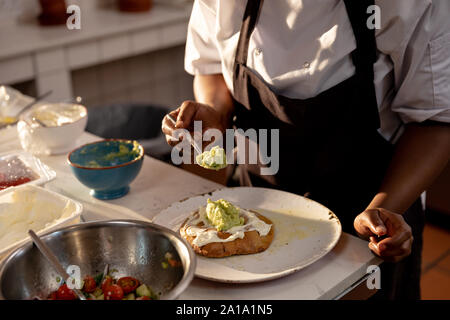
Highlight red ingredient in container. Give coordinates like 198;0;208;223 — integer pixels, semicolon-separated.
0;156;38;190
0;177;32;190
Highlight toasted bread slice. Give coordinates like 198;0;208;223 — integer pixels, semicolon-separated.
180;210;274;258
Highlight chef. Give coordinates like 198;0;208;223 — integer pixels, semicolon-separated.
162;0;450;299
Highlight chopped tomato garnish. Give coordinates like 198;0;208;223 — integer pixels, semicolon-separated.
117;277;140;294
168;258;181;267
101;276;113;293
48;291;58;300
82;276;97;293
104;284;124;300
56;284;77;300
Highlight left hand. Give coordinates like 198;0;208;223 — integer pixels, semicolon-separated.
354;208;413;262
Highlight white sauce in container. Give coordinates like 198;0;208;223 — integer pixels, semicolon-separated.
32;103;86;127
184;206;272;247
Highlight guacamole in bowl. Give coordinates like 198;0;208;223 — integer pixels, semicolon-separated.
68;140;144;200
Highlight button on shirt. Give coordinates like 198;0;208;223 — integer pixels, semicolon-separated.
184;0;450;140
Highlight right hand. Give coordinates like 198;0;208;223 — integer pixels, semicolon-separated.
354;208;413;262
161;100;228;147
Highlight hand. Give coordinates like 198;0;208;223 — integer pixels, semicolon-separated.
354;208;413;262
161;100;228;147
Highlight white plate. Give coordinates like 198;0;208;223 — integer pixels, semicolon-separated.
153;187;341;283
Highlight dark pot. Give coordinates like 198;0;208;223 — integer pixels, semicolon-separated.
119;0;153;12
38;0;68;26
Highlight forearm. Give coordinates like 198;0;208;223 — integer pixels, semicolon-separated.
368;122;450;214
193;74;234;126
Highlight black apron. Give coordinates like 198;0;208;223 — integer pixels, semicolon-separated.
231;0;424;299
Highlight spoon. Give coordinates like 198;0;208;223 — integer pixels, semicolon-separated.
28;230;86;300
166;114;203;154
100;264;109;284
63;96;83;104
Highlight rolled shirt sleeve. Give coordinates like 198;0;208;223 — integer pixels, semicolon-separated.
185;0;223;76
382;0;450;124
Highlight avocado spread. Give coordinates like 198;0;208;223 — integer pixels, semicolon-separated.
104;141;141;162
83;141;141;168
205;199;244;231
196;146;227;170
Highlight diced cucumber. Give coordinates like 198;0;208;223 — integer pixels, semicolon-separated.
136;284;151;297
125;293;135;300
93;288;103;297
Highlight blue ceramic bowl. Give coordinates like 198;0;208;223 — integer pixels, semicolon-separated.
68;139;144;200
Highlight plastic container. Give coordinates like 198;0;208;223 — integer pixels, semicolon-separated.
0;184;83;259
0;151;56;192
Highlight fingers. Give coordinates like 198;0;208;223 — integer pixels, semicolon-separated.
162;101;199;147
366;208;414;262
162;109;181;146
378;225;412;251
177;101;198;128
369;237;413;263
354;209;387;239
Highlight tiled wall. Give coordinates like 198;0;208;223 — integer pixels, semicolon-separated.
72;45;194;109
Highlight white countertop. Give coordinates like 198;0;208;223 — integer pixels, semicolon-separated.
0;128;382;299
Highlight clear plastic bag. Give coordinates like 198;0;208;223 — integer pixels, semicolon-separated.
0;86;33;122
16;118;51;156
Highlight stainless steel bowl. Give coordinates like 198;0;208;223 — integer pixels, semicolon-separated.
0;220;196;300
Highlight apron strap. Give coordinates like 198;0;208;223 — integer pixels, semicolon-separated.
343;0;377;73
234;0;380;129
343;0;380;129
235;0;264;66
235;0;377;70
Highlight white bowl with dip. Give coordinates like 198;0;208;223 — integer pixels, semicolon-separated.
17;103;88;155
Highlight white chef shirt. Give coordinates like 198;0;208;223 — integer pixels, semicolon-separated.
184;0;450;141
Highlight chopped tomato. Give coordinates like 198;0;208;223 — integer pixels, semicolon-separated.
49;271;157;300
104;284;124;300
56;284;77;300
82;276;97;293
101;276;113;293
48;291;58;300
117;277;140;294
168;258;181;267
